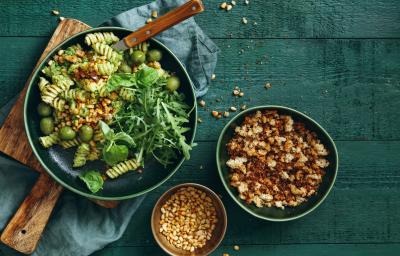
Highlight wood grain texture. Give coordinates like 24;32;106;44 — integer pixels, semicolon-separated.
0;174;62;254
92;244;400;256
0;0;399;255
1;38;399;141
0;0;399;38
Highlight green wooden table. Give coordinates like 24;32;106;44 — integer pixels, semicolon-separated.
1;1;399;255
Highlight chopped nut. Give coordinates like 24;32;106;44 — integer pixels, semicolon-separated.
197;118;203;123
230;106;237;112
265;82;272;89
223;111;230;117
242;17;248;24
52;10;60;16
59;16;65;21
146;18;153;23
211;73;216;80
239;91;244;97
233;89;240;96
151;10;158;18
234;245;240;251
241;104;247;110
199;100;206;107
220;2;227;9
226;4;233;11
211;111;219;117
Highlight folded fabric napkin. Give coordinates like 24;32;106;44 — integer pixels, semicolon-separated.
0;0;218;255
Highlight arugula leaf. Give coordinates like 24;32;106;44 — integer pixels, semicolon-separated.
136;66;160;87
103;144;129;166
79;170;104;193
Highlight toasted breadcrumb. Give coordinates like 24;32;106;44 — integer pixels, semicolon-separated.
226;110;329;209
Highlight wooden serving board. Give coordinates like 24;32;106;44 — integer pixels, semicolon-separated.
0;19;118;255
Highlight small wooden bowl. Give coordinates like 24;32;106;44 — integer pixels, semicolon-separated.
151;183;227;256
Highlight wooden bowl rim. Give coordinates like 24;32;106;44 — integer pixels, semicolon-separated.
151;183;227;256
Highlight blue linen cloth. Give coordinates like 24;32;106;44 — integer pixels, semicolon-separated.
0;0;218;255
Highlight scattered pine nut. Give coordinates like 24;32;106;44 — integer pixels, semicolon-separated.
220;2;227;9
52;10;60;16
59;16;65;21
265;82;272;89
212;110;219;117
241;104;247;110
223;254;230;256
151;10;158;18
231;0;237;5
230;106;237;112
211;73;216;80
242;17;248;24
197;118;203;123
223;111;230;117
234;245;240;251
146;18;153;23
199;100;206;107
245;0;250;5
226;4;233;11
239;91;244;97
233;89;240;96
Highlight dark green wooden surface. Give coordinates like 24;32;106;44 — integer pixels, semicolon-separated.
0;0;399;255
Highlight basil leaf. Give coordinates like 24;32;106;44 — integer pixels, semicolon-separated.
103;144;129;166
106;73;137;92
99;121;113;140
79;170;104;193
136;66;160;87
114;132;135;146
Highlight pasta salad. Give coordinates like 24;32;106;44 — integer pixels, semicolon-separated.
36;31;194;193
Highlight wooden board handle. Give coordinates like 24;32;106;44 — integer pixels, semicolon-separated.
1;174;63;254
124;0;204;48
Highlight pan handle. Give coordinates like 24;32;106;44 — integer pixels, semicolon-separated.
123;0;204;48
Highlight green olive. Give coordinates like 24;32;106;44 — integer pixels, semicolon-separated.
37;103;52;117
146;49;162;62
166;76;181;92
79;125;94;142
40;117;54;135
118;62;132;73
130;50;146;65
59;126;76;140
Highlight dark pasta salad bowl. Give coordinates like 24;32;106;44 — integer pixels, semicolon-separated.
24;27;197;200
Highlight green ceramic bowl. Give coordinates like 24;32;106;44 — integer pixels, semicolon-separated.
24;27;197;200
216;105;338;221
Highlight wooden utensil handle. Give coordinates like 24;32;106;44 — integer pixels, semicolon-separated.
124;0;204;48
1;174;63;254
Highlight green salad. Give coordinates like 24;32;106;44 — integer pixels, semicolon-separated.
36;32;194;193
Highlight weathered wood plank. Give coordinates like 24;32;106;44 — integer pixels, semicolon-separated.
2;37;399;140
92;244;400;256
0;0;399;38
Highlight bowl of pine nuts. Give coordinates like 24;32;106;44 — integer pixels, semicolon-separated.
151;183;227;256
